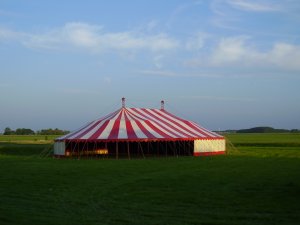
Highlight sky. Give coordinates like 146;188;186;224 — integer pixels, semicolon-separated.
0;0;300;132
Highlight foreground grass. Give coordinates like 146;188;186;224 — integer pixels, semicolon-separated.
0;134;299;225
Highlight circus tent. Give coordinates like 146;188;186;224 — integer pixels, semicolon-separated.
54;98;225;158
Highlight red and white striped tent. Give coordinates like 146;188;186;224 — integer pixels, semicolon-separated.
54;99;225;158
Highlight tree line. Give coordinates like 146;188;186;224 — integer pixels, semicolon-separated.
236;127;298;133
3;127;70;135
219;126;300;133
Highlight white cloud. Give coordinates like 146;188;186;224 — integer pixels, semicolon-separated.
210;36;253;65
268;43;300;70
64;23;102;48
97;32;178;51
186;36;300;71
227;0;280;12
2;22;179;52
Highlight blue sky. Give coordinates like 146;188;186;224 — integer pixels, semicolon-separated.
0;0;300;132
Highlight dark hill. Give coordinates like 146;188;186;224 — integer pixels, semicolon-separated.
236;127;290;133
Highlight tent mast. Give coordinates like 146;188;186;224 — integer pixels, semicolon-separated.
122;97;125;108
161;100;164;110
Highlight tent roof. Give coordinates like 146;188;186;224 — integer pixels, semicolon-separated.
56;107;223;142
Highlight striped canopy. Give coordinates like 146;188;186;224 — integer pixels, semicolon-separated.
57;107;222;141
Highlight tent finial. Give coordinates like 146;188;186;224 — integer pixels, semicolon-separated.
161;100;165;110
122;97;125;108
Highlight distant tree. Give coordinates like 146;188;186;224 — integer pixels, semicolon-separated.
291;129;300;133
3;127;69;135
37;128;69;135
15;128;35;135
3;127;15;135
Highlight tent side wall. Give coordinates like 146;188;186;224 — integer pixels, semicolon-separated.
54;141;66;156
194;139;226;156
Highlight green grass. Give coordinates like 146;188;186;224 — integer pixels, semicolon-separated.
225;133;300;146
225;133;300;158
0;134;300;225
0;135;59;143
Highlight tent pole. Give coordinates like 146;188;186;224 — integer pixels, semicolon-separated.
77;140;80;159
82;140;88;158
166;141;168;157
189;141;193;156
142;143;145;158
149;141;152;156
116;142;119;159
173;141;175;157
94;141;97;159
147;141;150;155
127;141;130;160
139;142;145;159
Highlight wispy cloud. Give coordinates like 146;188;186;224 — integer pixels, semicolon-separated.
227;0;280;12
210;0;246;31
0;27;25;41
166;1;205;29
185;32;210;51
166;3;191;29
1;22;179;52
210;0;287;32
138;70;227;78
146;20;159;32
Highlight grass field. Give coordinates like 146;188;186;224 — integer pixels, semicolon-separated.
0;134;299;225
0;135;59;143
